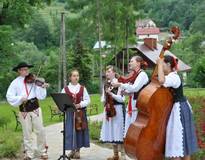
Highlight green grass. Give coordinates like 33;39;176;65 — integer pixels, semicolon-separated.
184;88;205;97
0;130;22;158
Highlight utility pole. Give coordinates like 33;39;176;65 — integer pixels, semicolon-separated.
97;0;103;94
126;18;129;73
58;12;67;92
61;12;67;87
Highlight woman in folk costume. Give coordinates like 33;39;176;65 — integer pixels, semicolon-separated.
158;55;198;160
6;62;48;160
157;55;198;160
112;56;149;136
61;69;90;159
100;65;126;160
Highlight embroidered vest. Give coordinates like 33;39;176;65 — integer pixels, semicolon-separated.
64;85;87;131
64;85;84;104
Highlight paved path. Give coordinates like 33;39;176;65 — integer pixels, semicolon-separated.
44;113;131;160
45;123;114;160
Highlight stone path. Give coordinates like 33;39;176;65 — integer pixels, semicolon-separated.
44;113;132;160
45;123;113;160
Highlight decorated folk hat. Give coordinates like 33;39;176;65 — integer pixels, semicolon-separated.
12;62;34;72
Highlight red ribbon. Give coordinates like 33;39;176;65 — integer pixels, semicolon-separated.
128;95;132;116
24;79;29;97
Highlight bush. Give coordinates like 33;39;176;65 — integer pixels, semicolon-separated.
87;80;100;94
0;131;21;158
88;121;102;141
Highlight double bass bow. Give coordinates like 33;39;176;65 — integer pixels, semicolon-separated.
124;26;180;160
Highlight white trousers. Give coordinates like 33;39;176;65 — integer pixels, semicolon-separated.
19;108;47;158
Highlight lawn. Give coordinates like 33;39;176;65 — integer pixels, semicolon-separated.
184;88;205;97
0;89;205;158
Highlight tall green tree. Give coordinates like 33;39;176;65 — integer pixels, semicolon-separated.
0;0;51;27
71;34;92;87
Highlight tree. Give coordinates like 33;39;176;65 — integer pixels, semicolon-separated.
72;34;92;87
16;13;55;49
190;1;205;34
0;0;51;27
188;57;205;87
0;25;15;71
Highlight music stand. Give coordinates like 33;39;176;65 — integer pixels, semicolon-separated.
51;93;76;160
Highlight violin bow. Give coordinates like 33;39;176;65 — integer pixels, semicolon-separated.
27;57;48;97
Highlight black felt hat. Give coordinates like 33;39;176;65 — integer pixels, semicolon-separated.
12;62;34;72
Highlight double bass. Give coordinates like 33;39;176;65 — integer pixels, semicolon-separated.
124;26;180;160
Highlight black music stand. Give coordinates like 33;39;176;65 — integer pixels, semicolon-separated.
51;93;76;160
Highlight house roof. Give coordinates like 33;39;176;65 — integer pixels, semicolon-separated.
136;27;160;35
131;42;191;72
136;19;156;28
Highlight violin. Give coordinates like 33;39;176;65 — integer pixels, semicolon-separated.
104;79;116;119
25;73;49;88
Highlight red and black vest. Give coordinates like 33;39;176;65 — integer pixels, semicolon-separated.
64;85;84;104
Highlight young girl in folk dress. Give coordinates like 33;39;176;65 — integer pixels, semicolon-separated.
100;65;126;160
61;69;90;159
157;55;198;160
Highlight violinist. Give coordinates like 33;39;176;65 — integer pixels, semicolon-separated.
112;56;149;136
100;65;126;160
6;62;48;160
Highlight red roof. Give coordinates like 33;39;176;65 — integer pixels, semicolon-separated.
136;27;160;35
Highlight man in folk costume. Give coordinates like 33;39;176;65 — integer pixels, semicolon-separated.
100;65;126;160
112;56;149;136
6;62;48;160
61;69;90;159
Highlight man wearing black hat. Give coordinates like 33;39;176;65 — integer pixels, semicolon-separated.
6;62;48;160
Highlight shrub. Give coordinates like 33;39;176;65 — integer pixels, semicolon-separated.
0;131;21;158
88;121;102;141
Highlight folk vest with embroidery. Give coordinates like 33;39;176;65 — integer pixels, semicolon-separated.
64;85;87;131
64;85;84;104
